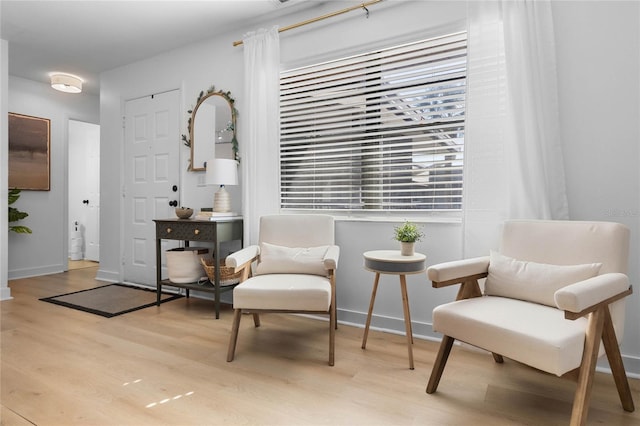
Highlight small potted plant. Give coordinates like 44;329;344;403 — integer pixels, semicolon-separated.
8;188;32;234
394;221;423;256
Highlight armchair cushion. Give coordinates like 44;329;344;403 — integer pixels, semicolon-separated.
233;274;331;311
432;296;596;376
255;242;330;276
485;251;602;307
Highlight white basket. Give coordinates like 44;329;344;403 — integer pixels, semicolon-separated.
166;247;209;283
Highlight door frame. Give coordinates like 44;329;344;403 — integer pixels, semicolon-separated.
64;116;100;271
67;119;100;263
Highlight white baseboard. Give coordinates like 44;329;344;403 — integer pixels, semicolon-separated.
95;269;120;283
0;286;12;301
8;264;64;280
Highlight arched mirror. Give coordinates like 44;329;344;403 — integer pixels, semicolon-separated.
183;87;238;171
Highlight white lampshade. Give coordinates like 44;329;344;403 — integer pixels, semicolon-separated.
205;158;238;213
50;73;83;93
205;158;238;186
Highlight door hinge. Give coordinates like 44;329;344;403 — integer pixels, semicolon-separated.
122;116;126;129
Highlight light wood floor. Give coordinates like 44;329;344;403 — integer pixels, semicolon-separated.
67;259;99;271
2;268;638;426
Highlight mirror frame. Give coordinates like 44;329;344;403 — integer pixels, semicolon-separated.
182;86;238;171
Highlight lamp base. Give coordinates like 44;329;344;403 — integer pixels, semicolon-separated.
213;186;231;213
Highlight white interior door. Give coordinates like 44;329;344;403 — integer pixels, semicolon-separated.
123;90;180;286
68;120;100;262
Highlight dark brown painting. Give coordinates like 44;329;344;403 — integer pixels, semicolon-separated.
9;113;51;191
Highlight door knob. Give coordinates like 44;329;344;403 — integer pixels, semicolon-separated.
82;200;89;205
169;200;178;207
172;185;178;192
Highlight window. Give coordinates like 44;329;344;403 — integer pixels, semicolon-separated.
280;31;467;213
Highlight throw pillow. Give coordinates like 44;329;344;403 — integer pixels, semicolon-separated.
255;242;329;276
485;250;602;307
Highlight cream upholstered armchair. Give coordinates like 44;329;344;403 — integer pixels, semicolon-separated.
426;220;634;426
225;214;339;365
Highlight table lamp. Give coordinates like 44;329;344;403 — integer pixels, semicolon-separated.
205;158;238;213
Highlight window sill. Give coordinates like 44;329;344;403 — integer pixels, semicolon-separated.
333;214;462;225
282;209;462;224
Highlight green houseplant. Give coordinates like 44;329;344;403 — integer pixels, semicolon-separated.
8;188;32;234
394;221;423;256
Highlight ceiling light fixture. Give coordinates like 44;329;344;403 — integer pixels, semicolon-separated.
50;73;82;93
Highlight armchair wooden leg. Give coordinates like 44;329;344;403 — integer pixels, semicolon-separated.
602;307;635;412
331;272;338;330
426;335;455;394
252;313;261;327
329;308;336;366
227;309;242;362
570;308;605;426
492;353;504;363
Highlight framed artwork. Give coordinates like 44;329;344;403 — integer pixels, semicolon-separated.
8;112;51;191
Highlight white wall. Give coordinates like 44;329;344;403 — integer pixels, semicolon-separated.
98;0;640;375
7;77;99;279
552;0;640;373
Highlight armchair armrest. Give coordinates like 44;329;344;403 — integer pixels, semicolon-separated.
225;245;259;270
323;245;340;271
555;273;632;319
427;256;490;287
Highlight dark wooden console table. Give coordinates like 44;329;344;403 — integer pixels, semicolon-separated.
154;217;243;318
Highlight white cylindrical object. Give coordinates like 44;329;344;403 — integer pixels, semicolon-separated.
166;247;209;283
70;224;83;260
70;237;83;260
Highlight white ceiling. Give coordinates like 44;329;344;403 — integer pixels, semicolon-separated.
1;0;321;94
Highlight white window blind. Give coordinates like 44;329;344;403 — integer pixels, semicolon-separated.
280;31;467;212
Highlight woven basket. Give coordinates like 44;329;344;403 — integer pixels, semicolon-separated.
200;257;242;286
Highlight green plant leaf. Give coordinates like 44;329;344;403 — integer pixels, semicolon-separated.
9;225;32;234
8;188;32;234
394;221;424;243
9;206;28;222
8;188;20;205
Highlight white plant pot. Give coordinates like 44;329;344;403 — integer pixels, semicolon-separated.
400;242;415;256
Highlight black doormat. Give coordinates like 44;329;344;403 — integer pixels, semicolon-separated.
40;283;183;318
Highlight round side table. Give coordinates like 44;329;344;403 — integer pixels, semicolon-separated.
362;250;426;370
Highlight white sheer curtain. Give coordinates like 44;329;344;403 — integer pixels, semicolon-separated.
463;0;569;257
241;26;281;246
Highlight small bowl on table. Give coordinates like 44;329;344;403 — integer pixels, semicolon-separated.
175;207;194;219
